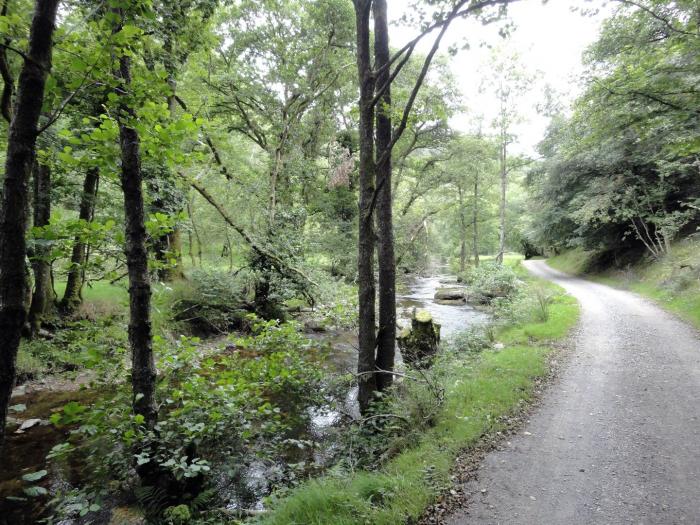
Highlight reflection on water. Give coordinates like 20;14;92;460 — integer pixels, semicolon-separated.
397;274;490;337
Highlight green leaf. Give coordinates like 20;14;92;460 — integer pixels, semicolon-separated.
23;486;48;497
22;470;47;482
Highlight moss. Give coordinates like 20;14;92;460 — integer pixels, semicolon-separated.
415;309;432;323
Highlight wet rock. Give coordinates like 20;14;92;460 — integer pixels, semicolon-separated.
15;418;44;433
434;288;466;301
435;298;466;306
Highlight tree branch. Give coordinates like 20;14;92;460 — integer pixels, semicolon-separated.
184;175;318;292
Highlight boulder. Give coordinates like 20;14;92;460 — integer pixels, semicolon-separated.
434;288;466;301
303;319;327;333
108;507;146;525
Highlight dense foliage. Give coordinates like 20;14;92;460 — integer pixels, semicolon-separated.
528;1;700;263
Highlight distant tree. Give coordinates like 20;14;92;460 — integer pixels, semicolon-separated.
529;0;700;260
481;48;534;264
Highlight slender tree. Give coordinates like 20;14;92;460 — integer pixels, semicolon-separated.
112;8;157;426
485;50;532;264
28;161;54;333
373;0;396;393
0;0;60;448
352;0;377;412
61;167;99;312
472;170;480;267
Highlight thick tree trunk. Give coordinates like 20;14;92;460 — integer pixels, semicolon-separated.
496;139;506;265
353;0;377;413
29;162;54;334
373;0;395;393
0;0;59;449
114;16;157;427
61;166;99;313
472;173;480;268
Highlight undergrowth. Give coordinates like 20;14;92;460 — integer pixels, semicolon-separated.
256;261;579;525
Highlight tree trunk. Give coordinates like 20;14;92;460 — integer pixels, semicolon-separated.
472;172;480;267
373;0;395;394
61;166;99;313
0;0;59;449
224;228;234;271
28;161;54;334
187;194;202;267
496;138;506;265
353;0;377;413
153;52;184;282
113;12;157;427
457;182;466;273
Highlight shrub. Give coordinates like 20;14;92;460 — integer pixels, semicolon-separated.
533;286;556;322
446;327;491;354
46;318;329;523
462;263;519;302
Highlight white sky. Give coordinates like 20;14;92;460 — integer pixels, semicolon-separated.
389;0;613;155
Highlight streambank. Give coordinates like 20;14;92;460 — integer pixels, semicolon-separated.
1;273;490;523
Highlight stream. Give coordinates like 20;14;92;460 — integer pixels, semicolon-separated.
0;273;490;523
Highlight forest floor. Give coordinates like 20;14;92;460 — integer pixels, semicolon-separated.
443;259;700;524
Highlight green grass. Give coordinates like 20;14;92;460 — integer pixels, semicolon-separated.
548;238;700;330
53;279;129;305
546;247;594;276
258;265;580;525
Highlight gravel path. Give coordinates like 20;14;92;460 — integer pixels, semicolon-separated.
446;259;700;525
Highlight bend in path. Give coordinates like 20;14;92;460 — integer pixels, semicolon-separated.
446;259;700;525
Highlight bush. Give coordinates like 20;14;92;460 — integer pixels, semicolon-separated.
46;317;330;523
445;327;491;354
461;263;519;302
533;286;556;322
16;317;127;382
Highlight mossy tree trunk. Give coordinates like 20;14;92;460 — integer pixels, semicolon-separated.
397;310;441;367
61;166;99;313
113;8;157;428
0;0;59;449
29;161;54;334
353;0;378;414
374;0;396;394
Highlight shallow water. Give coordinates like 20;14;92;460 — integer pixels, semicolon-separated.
397;274;490;337
0;273;490;520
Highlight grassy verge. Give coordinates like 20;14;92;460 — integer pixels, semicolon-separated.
548;239;700;329
257;265;579;525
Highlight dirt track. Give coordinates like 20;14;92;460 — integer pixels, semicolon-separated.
446;259;700;525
